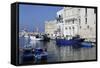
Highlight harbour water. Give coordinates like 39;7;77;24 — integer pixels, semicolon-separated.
19;36;96;64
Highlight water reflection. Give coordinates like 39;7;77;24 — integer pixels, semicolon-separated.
19;37;96;64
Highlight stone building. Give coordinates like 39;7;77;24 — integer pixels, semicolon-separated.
45;20;57;38
56;7;96;41
78;8;96;42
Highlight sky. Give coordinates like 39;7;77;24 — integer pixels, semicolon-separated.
19;4;63;32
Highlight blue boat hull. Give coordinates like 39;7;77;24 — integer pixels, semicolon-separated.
56;39;93;48
56;38;84;46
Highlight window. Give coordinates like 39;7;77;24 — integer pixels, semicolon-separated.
73;27;75;30
79;18;81;24
85;8;87;17
78;9;80;12
65;20;68;24
69;27;71;30
85;8;87;24
72;19;74;24
85;18;87;24
87;25;89;29
80;26;81;29
57;15;63;23
65;27;67;30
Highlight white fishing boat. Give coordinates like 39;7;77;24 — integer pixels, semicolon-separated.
24;34;29;38
30;35;43;41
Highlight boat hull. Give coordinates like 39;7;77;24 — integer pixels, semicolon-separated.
30;36;43;41
56;38;84;46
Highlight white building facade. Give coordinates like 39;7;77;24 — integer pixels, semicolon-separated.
56;7;96;41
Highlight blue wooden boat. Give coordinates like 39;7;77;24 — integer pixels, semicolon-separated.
22;48;48;62
56;37;93;48
22;48;34;62
34;48;48;60
56;38;85;46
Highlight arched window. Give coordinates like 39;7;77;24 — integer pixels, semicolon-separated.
73;26;75;30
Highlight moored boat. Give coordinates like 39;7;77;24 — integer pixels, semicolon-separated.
56;35;85;46
56;38;84;46
22;47;48;62
30;35;43;41
42;34;50;41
